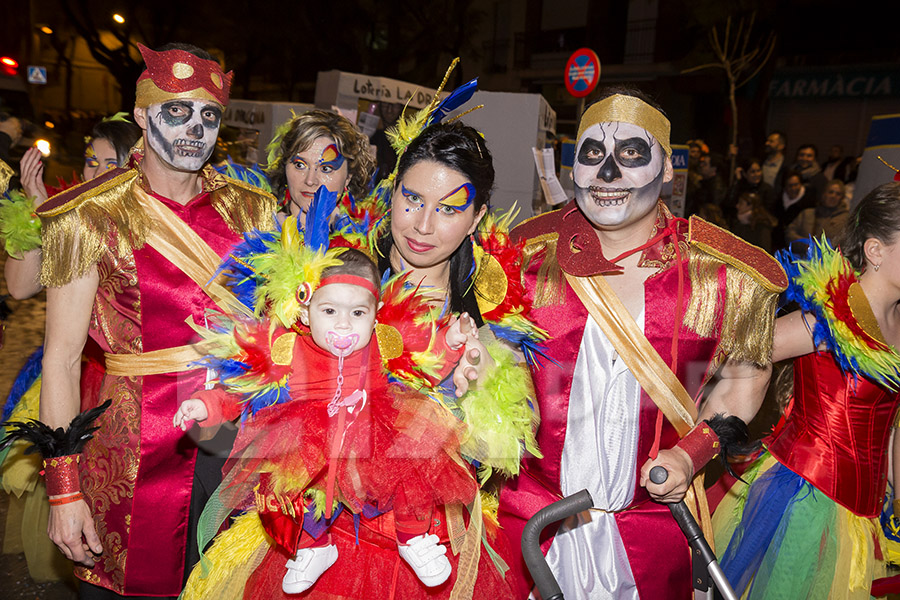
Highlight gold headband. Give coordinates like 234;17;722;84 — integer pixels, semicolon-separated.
135;79;225;109
577;94;671;157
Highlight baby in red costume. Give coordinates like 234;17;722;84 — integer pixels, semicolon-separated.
174;249;479;595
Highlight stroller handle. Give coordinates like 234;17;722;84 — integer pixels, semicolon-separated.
521;489;594;600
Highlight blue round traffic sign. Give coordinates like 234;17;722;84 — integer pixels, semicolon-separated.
565;48;601;98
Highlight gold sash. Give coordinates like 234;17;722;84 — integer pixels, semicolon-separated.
564;272;714;549
104;187;251;376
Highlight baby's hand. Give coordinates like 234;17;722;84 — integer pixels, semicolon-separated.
173;399;208;431
445;312;478;350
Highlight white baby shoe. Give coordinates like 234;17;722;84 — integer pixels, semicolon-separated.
282;543;339;594
398;533;452;587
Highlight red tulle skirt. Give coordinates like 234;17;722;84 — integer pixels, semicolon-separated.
243;507;518;600
223;381;477;542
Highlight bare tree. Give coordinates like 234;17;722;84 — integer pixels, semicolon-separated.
682;12;776;184
55;0;180;110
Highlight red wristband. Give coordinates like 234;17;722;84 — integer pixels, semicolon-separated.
48;492;85;506
675;422;720;475
41;454;81;497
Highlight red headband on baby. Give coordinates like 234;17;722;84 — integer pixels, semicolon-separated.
318;274;379;299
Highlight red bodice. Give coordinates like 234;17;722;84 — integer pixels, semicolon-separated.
768;351;900;517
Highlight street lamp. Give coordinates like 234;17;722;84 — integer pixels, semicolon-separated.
40;26;53;35
112;13;125;24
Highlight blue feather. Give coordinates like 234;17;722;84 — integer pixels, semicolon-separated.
214;159;272;193
241;382;292;420
304;186;339;252
429;78;479;125
3;346;44;422
488;323;555;369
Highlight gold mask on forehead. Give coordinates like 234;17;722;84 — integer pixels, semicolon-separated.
577;94;672;157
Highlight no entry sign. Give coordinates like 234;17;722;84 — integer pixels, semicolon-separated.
565;48;601;98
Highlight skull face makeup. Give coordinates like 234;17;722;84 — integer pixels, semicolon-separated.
573;121;672;229
145;99;221;172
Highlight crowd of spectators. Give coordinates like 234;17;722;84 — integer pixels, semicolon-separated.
685;132;859;253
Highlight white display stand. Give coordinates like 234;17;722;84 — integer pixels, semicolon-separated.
455;91;557;224
223;100;315;164
315;72;556;224
315;70;438;113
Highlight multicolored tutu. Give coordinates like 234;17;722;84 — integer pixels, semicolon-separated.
713;452;889;599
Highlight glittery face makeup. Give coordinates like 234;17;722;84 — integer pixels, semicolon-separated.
390;160;486;271
145;99;221;172
285;136;350;218
402;185;425;212
573;121;671;229
319;144;345;171
82;137;120;181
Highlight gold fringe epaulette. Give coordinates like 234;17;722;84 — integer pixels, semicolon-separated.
683;216;788;366
512;210;565;308
37;168;144;287
37;168;277;288
211;174;277;235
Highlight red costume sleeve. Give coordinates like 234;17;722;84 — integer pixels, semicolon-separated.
193;387;243;426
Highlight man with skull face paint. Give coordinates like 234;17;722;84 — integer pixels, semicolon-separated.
35;43;276;598
499;88;786;599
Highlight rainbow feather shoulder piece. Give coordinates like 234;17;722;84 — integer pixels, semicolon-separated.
472;206;550;367
778;235;900;389
375;272;453;390
216;187;345;328
193;312;295;418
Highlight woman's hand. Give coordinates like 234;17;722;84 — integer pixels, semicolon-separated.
20;146;48;207
452;333;496;397
444;312;477;350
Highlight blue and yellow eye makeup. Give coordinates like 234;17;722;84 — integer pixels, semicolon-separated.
318;144;345;171
289;154;310;169
84;141;100;168
401;184;424;212
436;183;475;213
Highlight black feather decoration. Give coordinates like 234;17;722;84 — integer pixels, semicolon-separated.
705;413;761;481
0;399;112;458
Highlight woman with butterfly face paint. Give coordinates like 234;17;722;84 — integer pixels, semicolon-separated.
266;110;375;223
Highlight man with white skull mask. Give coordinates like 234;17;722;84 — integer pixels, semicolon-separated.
500;87;786;599
143;98;222;172
36;43;275;599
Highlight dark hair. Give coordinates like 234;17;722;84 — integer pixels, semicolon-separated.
769;131;787;148
89;118;141;166
591;85;668;118
744;157;763;171
152;42;216;62
784;171;803;185
320;248;380;292
376;121;494;323
839;182;900;270
702;151;725;174
738;192;776;227
797;143;817;159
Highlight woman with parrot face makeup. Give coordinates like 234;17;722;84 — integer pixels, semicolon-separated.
266;110;375;222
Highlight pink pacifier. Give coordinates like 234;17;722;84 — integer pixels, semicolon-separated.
326;331;359;356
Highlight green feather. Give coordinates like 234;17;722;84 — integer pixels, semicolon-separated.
0;190;41;258
458;341;541;477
